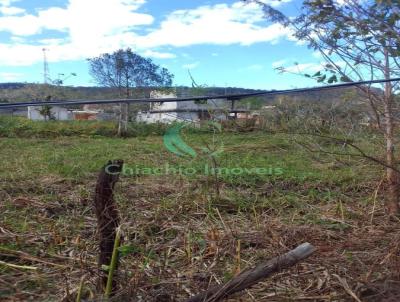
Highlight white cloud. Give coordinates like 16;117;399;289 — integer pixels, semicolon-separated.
257;0;293;7
284;63;322;73
39;38;66;45
211;53;219;57
182;62;200;69
246;64;264;71
0;0;153;36
0;0;153;65
0;72;23;81
272;59;287;68
135;2;294;48
0;1;25;21
0;43;44;65
312;51;322;59
0;14;40;35
142;50;176;59
0;0;20;6
0;0;297;67
289;61;348;74
10;35;24;42
0;5;25;15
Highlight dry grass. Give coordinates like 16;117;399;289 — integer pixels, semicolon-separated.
1;174;400;301
1;131;399;301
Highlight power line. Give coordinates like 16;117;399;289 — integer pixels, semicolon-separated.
1;77;399;109
148;109;249;114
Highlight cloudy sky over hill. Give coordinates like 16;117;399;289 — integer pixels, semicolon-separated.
0;0;324;89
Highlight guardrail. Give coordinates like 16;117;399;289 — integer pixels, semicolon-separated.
0;77;399;109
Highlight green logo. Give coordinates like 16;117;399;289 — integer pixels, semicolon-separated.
163;122;223;157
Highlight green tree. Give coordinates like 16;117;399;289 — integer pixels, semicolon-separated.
38;102;54;121
247;0;400;215
88;48;174;136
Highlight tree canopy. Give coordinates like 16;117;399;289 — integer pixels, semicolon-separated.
246;0;400;214
88;48;174;93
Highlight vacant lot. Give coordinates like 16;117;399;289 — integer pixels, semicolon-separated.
1;124;399;301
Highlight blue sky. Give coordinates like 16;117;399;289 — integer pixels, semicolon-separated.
0;0;326;90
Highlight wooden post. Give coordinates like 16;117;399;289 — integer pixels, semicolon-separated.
186;242;316;302
230;99;237;119
126;101;130;124
94;160;124;293
117;103;129;137
117;103;123;137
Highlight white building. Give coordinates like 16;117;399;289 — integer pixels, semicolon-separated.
136;91;229;124
27;105;72;121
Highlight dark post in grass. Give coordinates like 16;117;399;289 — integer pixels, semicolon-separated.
94;160;124;293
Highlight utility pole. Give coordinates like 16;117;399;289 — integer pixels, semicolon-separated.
42;48;50;84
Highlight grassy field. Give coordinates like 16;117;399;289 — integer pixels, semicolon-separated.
1;120;399;301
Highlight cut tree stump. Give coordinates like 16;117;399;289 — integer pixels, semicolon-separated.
94;160;124;292
186;242;316;302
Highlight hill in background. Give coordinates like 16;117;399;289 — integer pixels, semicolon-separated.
0;82;371;113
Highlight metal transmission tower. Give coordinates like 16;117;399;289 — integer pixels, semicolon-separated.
42;48;50;84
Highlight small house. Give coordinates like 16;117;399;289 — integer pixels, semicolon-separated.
27;105;72;121
136;91;230;124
